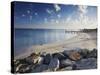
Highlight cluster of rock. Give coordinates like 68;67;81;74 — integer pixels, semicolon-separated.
14;48;97;73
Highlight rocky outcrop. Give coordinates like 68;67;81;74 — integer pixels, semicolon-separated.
75;58;97;69
14;48;97;73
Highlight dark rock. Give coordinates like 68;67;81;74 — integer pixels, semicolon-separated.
72;64;77;70
43;53;52;65
48;58;60;71
52;52;67;60
87;49;97;58
75;58;97;69
62;50;71;57
32;64;48;72
60;59;75;68
79;49;90;58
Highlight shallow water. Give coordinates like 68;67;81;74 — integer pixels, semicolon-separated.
14;29;77;56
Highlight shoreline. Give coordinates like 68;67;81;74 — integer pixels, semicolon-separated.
15;31;97;59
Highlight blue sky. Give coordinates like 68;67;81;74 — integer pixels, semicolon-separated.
14;2;97;29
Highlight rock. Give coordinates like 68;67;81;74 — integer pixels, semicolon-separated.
25;53;43;64
72;64;77;70
87;49;97;58
60;66;73;71
32;64;48;72
15;64;23;72
40;52;47;57
52;53;67;60
69;51;81;61
14;59;20;66
15;64;32;73
62;50;71;57
37;57;44;65
48;58;60;71
79;49;97;58
74;47;82;51
75;58;97;69
79;49;90;58
60;59;75;68
14;58;31;67
43;53;52;65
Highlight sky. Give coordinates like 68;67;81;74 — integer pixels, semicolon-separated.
13;1;97;29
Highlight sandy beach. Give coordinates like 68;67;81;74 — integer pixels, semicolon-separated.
15;30;97;59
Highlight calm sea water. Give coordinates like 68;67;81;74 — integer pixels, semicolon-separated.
14;29;77;56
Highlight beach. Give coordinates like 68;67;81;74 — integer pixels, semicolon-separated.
13;30;97;73
15;30;97;59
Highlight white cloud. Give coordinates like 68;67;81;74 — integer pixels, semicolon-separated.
44;18;48;23
78;5;88;19
50;19;59;24
67;16;97;29
47;5;97;29
57;14;61;18
22;14;25;17
29;15;32;21
55;20;59;24
66;16;71;23
79;6;97;29
46;9;53;14
71;5;97;29
34;12;38;16
78;5;88;14
54;4;61;12
27;10;31;14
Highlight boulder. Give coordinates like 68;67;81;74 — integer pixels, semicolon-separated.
69;51;82;61
43;53;52;65
60;66;73;71
40;52;47;57
48;58;60;71
15;64;23;72
15;64;32;73
14;59;20;66
60;59;75;68
25;53;43;64
37;57;44;65
87;49;97;58
75;58;97;69
32;64;48;72
79;49;90;58
73;48;82;52
62;50;71;57
52;52;67;60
